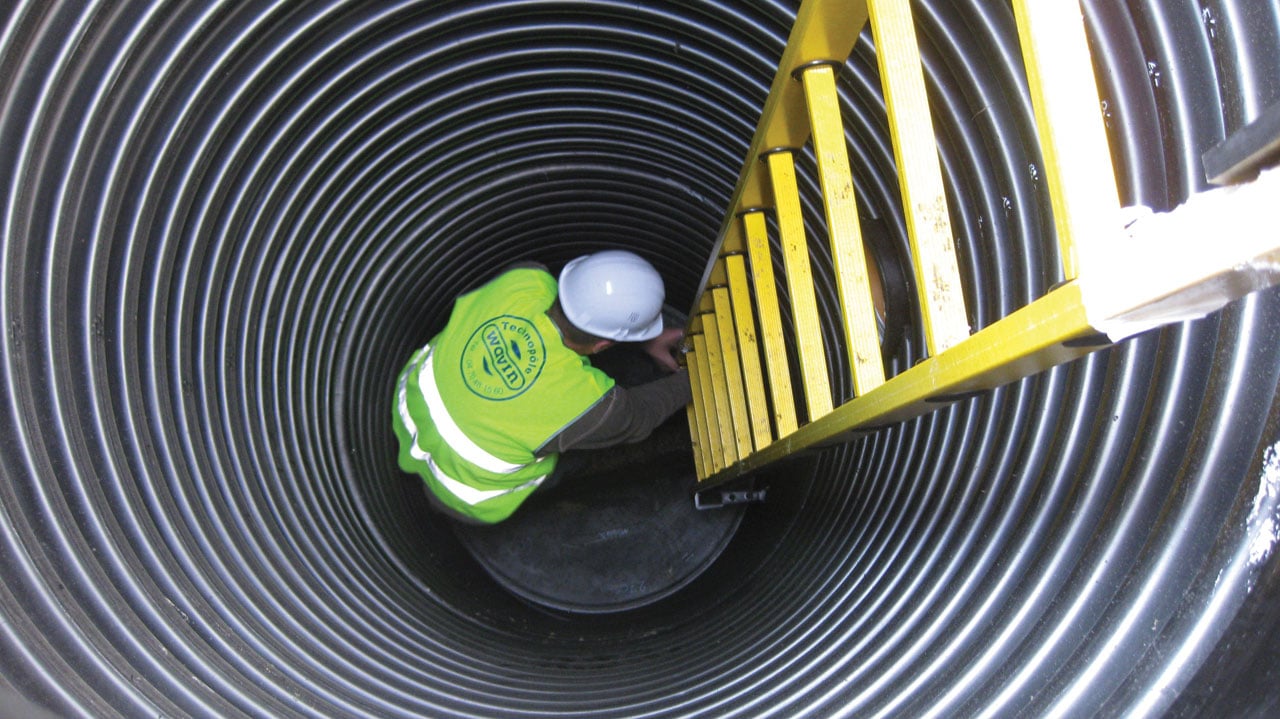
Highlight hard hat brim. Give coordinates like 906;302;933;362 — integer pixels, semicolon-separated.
628;314;664;342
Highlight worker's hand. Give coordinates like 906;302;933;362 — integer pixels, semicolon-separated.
643;327;685;373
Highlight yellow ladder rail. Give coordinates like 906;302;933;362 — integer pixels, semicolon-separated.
707;281;1101;482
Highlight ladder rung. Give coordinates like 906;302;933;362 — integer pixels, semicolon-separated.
685;403;705;481
765;149;834;421
690;334;723;474
799;62;886;397
868;0;969;355
741;210;799;438
685;355;711;480
711;286;754;459
697;316;739;469
724;253;773;450
1010;0;1121;281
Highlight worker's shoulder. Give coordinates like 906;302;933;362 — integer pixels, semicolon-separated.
504;260;550;274
489;262;553;289
466;264;557;315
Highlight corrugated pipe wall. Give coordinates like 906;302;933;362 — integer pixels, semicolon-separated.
3;1;1280;717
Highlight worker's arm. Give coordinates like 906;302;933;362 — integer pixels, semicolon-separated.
642;327;685;372
539;369;692;454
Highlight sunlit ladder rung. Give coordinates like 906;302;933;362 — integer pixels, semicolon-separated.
868;0;970;355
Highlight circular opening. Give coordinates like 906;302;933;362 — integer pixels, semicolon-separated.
445;342;746;614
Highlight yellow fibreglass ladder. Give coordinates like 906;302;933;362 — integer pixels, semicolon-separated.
684;0;1280;487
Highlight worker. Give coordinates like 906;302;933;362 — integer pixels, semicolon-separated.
392;250;692;524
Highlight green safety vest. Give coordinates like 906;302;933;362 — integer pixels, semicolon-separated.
392;268;615;523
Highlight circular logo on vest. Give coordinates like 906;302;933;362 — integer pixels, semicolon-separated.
460;315;547;400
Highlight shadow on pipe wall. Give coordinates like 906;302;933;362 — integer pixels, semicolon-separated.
1;0;1279;716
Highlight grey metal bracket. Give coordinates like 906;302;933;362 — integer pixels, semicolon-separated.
694;488;767;510
1204;99;1280;184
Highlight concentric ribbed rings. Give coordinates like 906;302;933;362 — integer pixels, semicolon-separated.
2;1;1279;717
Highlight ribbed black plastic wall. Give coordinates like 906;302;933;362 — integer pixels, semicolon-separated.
3;1;1280;717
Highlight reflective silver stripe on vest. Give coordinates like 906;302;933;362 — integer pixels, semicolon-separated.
397;350;544;506
414;347;546;475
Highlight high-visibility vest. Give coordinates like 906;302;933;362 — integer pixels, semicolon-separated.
392;268;615;523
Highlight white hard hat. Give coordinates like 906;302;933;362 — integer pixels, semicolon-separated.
558;250;665;341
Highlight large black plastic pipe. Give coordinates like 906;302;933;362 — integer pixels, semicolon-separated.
3;1;1279;716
